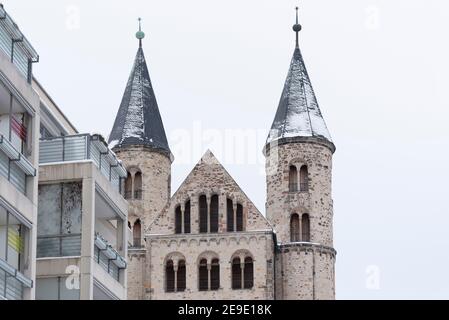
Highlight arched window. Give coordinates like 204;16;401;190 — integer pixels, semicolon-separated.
210;195;219;233
198;258;208;291
133;220;142;247
302;214;310;242
175;206;182;234
236;204;244;232
166;260;175;292
300;165;309;192
184;201;191;234
177;260;186;292
290;214;300;242
199;196;208;233
227;199;234;232
231;257;242;289
124;172;132;199
134;172;142;199
210;258;220;290
289;166;298;192
231;254;254;290
244;257;254;289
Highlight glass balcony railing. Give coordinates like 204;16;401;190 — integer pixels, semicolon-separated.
0;258;32;300
0;133;36;194
39;134;127;193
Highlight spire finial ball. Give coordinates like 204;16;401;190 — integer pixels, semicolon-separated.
293;24;302;32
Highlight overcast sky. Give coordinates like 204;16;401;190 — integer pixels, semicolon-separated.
3;0;449;299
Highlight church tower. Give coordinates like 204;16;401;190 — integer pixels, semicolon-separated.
108;20;173;299
265;8;337;300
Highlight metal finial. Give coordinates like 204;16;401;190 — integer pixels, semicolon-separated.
293;6;302;47
136;17;145;47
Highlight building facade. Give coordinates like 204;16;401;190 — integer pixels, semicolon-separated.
109;10;337;300
0;5;129;300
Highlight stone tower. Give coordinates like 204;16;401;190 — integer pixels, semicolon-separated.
108;21;173;299
265;8;337;300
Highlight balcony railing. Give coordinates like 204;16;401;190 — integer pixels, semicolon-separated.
0;258;32;300
0;5;39;83
36;234;82;258
39;134;127;193
94;233;127;282
0;133;36;194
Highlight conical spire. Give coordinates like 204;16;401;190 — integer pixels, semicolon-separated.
266;8;333;151
109;21;171;157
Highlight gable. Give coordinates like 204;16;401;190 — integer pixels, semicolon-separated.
148;150;271;235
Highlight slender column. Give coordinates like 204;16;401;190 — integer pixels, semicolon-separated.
207;196;211;234
233;202;237;232
174;263;178;293
207;263;212;291
181;207;185;234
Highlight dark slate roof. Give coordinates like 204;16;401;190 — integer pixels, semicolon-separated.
266;45;333;147
108;47;171;156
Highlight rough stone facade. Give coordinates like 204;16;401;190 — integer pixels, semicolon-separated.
115;144;336;300
114;146;172;300
266;140;336;300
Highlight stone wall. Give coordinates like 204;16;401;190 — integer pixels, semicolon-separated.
266;141;335;300
266;142;334;247
114;146;172;300
114;146;172;231
146;232;274;300
275;244;336;300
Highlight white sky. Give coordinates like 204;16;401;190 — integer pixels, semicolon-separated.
3;0;449;299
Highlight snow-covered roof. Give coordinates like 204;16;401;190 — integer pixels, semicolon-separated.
108;47;171;156
266;45;333;148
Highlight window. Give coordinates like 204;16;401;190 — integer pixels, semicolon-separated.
177;260;186;292
36;277;80;300
302;214;310;242
199;196;208;234
166;260;175;293
210;195;219;233
231;255;254;290
198;258;208;291
227;199;244;232
124;172;132;200
175;206;182;234
290;214;300;242
175;202;191;235
300;165;309;192
236;204;244;232
289;166;298;192
134;172;142;200
184;201;191;234
198;257;220;291
210;259;220;290
231;257;242;290
133;220;142;247
37;182;82;258
0;206;28;272
244;257;254;289
226;199;234;232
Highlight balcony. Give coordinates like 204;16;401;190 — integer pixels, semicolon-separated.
0;5;39;83
0;133;36;194
0;258;32;300
94;233;127;282
39;134;127;193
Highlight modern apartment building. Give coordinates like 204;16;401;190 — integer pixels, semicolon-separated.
0;4;40;300
0;5;129;300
